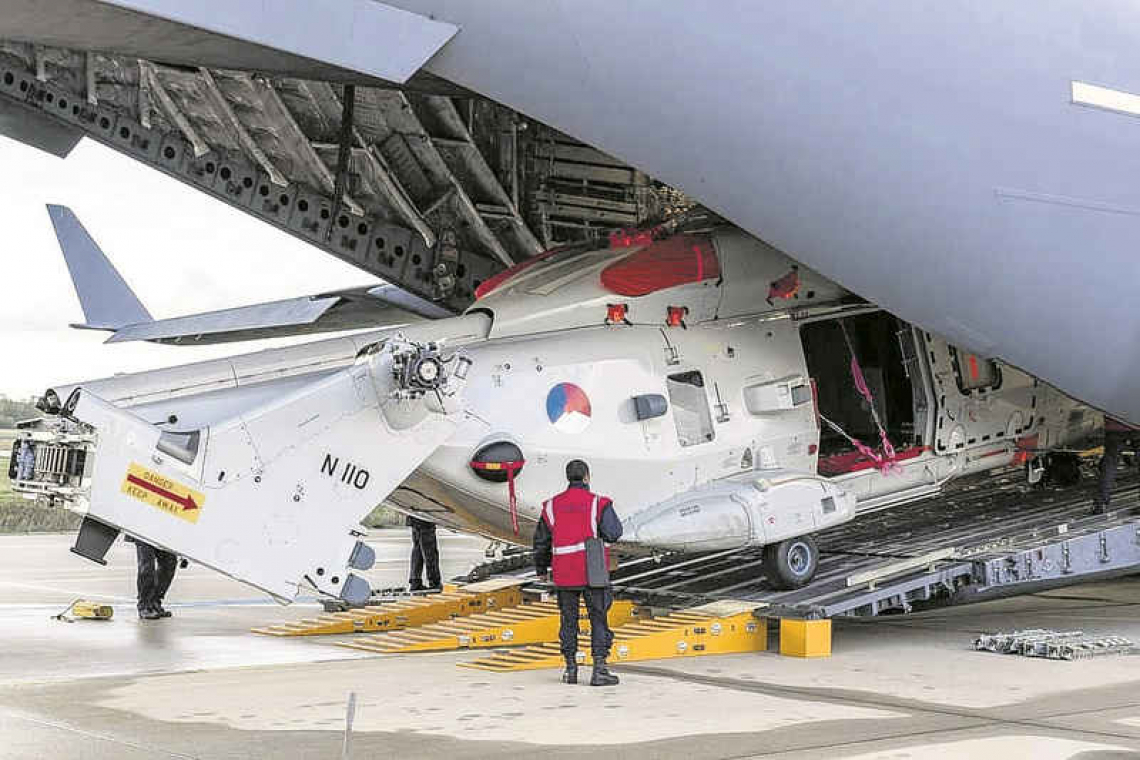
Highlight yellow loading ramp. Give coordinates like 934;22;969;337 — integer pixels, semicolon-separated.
459;600;768;672
336;599;642;654
250;579;525;637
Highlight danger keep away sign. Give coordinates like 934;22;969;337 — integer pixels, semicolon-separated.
121;462;204;524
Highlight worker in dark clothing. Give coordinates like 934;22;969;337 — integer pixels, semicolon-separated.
1093;416;1140;514
127;537;177;620
407;515;442;591
533;459;623;687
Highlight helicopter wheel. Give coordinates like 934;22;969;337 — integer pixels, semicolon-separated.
763;535;820;590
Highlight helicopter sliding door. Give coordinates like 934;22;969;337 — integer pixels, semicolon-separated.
800;311;926;477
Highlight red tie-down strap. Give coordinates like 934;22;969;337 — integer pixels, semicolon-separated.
468;460;526;534
819;413;901;475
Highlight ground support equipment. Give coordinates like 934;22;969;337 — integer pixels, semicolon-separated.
458;600;766;672
251;579;524;637
974;629;1136;660
336;598;641;654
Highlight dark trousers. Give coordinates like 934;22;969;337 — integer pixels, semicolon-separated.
1098;430;1137;507
410;524;441;588
135;542;177;611
556;587;613;663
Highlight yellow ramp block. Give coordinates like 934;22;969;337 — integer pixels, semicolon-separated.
461;600;766;672
338;599;642;654
779;618;832;658
251;578;524;637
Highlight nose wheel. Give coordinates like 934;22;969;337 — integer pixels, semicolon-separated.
763;535;820;590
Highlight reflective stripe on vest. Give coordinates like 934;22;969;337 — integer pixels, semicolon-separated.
550;496;598;558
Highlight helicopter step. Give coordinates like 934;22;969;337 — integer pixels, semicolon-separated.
458;600;767;672
250;578;524;637
335;599;641;654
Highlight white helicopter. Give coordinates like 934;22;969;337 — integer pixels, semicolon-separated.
16;210;1099;603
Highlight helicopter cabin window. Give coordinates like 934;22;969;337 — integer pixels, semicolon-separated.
951;348;1001;393
666;371;715;446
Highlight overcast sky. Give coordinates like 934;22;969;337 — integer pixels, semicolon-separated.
0;135;380;400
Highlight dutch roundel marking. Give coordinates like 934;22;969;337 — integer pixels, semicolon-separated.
546;382;592;434
120;462;204;524
321;453;371;490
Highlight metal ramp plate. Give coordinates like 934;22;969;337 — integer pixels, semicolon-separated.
458;603;766;672
250;579;524;637
975;628;1136;660
335;599;641;654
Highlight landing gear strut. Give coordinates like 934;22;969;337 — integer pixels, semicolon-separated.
1034;452;1082;489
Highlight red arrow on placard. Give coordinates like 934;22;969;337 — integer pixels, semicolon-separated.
126;474;198;511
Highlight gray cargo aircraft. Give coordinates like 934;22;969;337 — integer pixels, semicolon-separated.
0;2;1126;600
1;1;1139;423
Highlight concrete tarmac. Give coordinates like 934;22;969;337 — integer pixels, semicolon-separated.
0;531;1139;759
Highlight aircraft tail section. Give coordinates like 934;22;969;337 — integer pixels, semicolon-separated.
44;205;455;345
64;334;473;602
46;204;152;330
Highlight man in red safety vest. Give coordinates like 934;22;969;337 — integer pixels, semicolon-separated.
533;459;623;686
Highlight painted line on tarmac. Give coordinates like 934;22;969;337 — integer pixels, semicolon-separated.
619;665;1140;750
0;580;136;603
164;597;325;608
0;705;197;759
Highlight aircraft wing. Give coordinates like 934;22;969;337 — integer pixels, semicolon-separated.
0;0;458;87
48;204;451;345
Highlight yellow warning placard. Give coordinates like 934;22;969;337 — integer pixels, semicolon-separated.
121;462;204;524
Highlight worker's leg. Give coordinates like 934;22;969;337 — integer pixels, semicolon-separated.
584;587;613;662
421;526;441;589
153;548;178;614
556;588;581;683
134;542;157;614
585;587;618;685
1096;430;1127;511
556;589;582;661
409;528;425;590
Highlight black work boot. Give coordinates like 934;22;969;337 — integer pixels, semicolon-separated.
561;659;578;684
138;606;162;620
590;659;619;686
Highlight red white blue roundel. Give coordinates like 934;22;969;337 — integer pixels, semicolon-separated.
546;383;592;434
